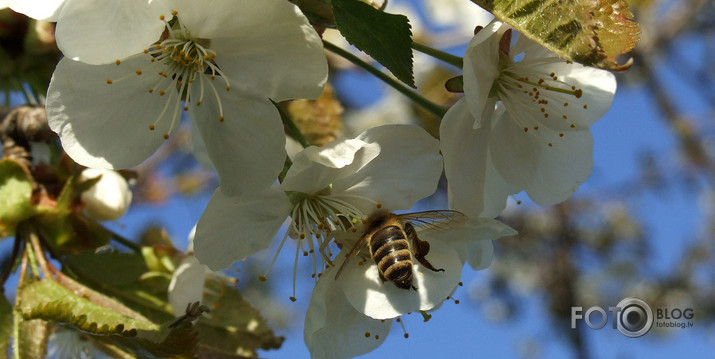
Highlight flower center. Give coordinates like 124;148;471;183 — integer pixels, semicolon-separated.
260;189;381;301
491;30;589;147
105;10;230;140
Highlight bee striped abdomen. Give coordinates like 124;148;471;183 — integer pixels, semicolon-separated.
370;225;414;289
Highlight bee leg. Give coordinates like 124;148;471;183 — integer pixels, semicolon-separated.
405;222;444;273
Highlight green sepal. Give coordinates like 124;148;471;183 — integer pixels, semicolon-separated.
0;159;34;236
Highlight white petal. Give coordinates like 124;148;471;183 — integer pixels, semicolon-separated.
189;87;286;197
441;99;519;218
339;238;461;320
181;0;328;101
8;0;65;21
46;56;173;169
332;125;443;212
489;110;542;188
193;187;292;270
462;19;504;128
305;260;391;359
280;138;379;194
465;240;494;270
539;62;617;128
55;0;167;64
168;256;206;317
188;122;215;171
525;129;594;205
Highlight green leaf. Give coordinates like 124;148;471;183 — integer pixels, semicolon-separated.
0;295;11;354
17;279;198;358
332;0;415;87
471;0;639;71
63;249;173;318
0;159;33;235
195;274;284;357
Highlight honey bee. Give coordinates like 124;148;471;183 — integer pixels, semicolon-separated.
335;210;466;291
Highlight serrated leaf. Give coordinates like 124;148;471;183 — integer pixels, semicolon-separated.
195;274;283;357
0;295;11;354
332;0;415;87
472;0;639;71
0;159;34;234
17;279;197;358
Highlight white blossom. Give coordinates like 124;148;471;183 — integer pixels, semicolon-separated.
441;20;617;218
193;125;443;295
46;0;328;197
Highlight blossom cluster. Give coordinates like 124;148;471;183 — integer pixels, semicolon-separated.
11;0;617;357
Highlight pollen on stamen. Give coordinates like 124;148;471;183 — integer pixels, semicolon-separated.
364;332;371;338
548;143;553;147
149;125;155;130
375;335;380;340
574;89;583;98
226;86;231;91
159;14;165;20
564;102;569;107
163;133;169;140
159;90;166;96
523;127;528;132
115;59;121;65
583;104;588;109
559;133;564;137
171;10;178;15
299;233;306;239
143;49;149;54
258;275;267;282
289;296;297;302
148;89;154;93
459;282;464;286
196;100;202;106
135;70;142;75
570;124;576;128
544;113;549;118
533;126;539;130
210;75;216;80
183;105;189;111
376;203;382;209
303;251;308;257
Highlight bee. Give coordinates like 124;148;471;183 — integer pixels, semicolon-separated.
335;210;466;291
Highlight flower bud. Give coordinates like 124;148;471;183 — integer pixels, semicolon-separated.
79;168;132;221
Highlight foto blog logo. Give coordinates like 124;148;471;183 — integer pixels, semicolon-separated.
571;297;694;338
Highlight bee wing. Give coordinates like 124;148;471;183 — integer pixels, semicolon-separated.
334;235;368;280
396;210;467;233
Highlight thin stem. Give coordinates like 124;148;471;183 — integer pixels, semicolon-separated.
276;102;311;148
109;231;142;253
411;42;464;69
12;307;20;359
323;40;448;118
